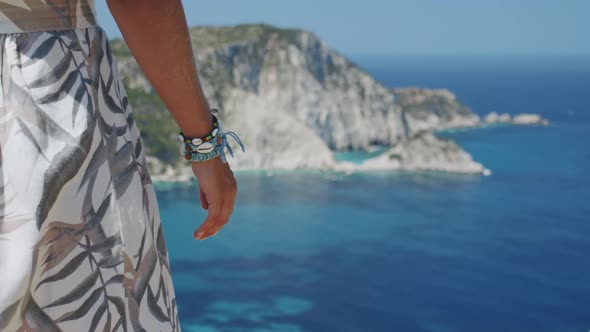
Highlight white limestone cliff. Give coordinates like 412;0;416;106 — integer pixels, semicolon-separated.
111;24;545;179
351;132;485;174
392;88;481;132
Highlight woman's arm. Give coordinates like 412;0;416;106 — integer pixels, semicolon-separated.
106;0;238;240
106;0;211;137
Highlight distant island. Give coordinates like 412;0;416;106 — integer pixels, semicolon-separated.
108;23;549;181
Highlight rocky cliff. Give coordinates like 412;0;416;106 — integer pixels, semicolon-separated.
392;88;481;132
109;24;494;179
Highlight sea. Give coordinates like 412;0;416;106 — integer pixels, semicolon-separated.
154;55;590;332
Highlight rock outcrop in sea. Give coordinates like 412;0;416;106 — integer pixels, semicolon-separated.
335;132;485;174
109;24;546;180
484;112;549;126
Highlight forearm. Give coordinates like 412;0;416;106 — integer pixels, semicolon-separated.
106;0;213;137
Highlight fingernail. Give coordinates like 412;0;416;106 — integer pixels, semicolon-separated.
194;231;204;239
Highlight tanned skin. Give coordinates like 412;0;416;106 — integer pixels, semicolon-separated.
106;0;238;240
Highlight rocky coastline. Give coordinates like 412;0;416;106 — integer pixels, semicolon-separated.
108;24;549;182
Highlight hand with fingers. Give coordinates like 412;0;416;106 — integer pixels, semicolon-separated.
191;155;238;240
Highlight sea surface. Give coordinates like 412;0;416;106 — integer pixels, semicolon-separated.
155;55;590;332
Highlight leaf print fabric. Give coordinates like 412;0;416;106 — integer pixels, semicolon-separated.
0;25;181;331
0;0;97;33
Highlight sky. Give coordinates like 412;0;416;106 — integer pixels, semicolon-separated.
95;0;589;56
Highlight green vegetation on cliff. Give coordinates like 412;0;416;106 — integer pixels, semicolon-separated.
188;23;301;49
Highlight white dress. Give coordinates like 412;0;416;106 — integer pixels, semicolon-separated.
0;1;181;331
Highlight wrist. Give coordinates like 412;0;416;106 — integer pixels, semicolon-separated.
191;154;221;168
177;107;245;164
179;111;214;138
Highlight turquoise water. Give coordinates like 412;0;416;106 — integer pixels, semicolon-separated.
333;145;390;164
155;56;590;331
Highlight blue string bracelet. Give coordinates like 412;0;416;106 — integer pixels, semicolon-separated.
178;108;245;163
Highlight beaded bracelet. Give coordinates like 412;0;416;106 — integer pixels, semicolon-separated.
177;108;245;163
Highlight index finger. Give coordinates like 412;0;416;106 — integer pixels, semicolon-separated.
193;200;222;240
208;193;235;237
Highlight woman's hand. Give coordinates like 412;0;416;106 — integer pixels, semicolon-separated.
191;156;238;240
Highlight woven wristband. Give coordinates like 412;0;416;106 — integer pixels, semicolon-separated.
177;108;245;163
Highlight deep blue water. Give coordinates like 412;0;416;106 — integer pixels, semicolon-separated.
155;55;590;332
